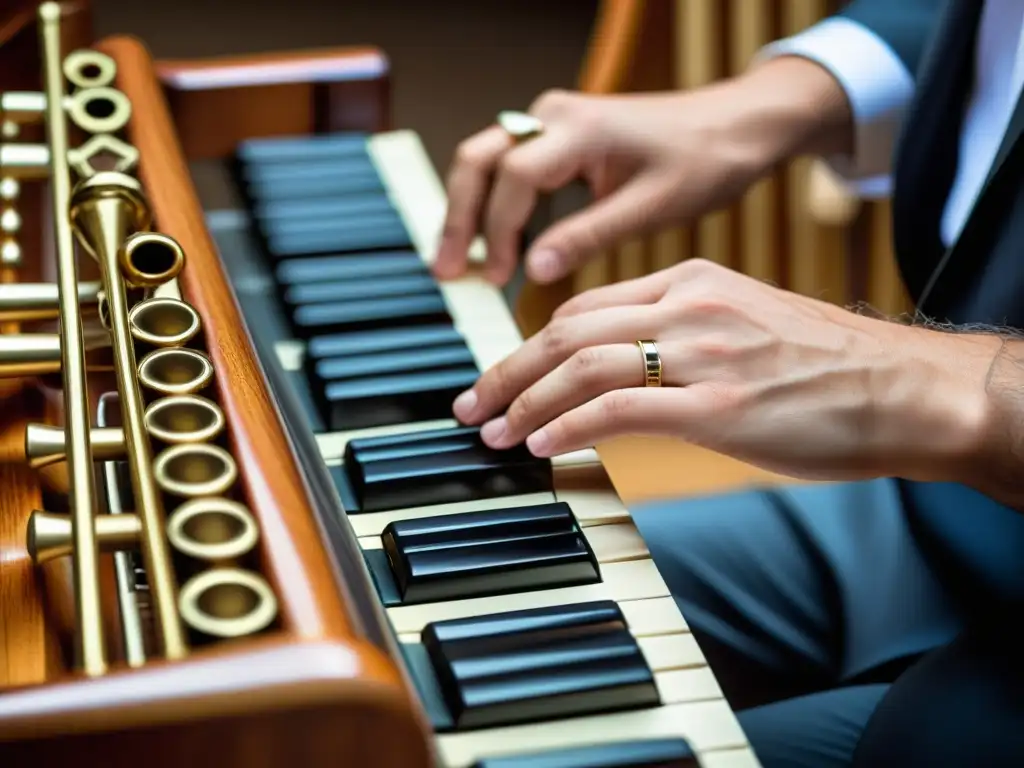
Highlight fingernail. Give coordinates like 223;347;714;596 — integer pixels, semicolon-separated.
526;428;551;456
480;417;508;447
453;389;478;421
528;249;562;282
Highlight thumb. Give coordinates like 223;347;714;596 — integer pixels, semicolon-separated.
524;174;672;283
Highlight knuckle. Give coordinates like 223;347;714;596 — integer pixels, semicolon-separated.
569;346;603;380
599;389;636;420
454;136;491;170
498;151;539;187
530;88;573;116
540;319;572;359
506;388;535;428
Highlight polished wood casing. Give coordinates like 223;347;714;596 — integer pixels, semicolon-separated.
0;13;431;768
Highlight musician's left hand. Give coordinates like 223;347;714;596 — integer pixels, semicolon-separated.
452;259;999;482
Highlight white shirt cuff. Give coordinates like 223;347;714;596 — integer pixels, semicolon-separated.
757;16;915;198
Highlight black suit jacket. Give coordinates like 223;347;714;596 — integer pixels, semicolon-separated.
832;0;1024;613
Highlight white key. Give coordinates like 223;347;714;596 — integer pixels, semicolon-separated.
435;698;753;767
387;558;669;634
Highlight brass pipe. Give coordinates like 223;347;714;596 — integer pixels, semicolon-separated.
39;1;106;676
69;168;188;662
166;498;259;564
153;442;238;499
25;423;124;469
128;296;200;348
137;347;214;395
178;568;278;639
0;332;113;377
120;232;184;288
144;394;225;445
1;91;47;124
0;281;101;322
27;510;141;564
0;143;50;180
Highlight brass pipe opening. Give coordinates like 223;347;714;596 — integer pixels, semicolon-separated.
144;394;224;444
137;347;213;395
166;498;259;563
128;297;200;348
154;442;237;498
25;423;124;469
178;568;278;639
120;232;184;288
28;510;141;564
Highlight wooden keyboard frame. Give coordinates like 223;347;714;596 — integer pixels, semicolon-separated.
0;25;432;768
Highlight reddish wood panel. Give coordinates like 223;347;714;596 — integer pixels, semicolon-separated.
0;640;432;768
155;46;392;160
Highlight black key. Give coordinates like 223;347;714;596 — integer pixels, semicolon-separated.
237;133;370;164
265;213;412;257
319;367;478;431
422;601;660;730
284;273;438;308
312;343;475;381
471;739;699;768
291;292;449;337
253;194;397;223
343;425;552;513
275;250;426;286
243;161;385;200
381;501;601;604
306;324;464;360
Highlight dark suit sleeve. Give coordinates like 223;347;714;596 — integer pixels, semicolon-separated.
836;0;945;78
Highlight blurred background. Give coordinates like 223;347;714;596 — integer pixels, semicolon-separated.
91;0;598;177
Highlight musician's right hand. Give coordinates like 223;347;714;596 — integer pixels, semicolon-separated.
433;56;852;286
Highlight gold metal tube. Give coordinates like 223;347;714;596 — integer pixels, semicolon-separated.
0;334;60;376
137;347;214;395
0;281;101;322
153;442;238;499
128;296;200;348
0;332;113;377
0;143;50;180
120;232;184;288
27;510;141;564
178;568;278;639
144;394;225;445
25;423;124;469
166;498;259;564
1;91;47;123
39;1;105;676
69;169;188;661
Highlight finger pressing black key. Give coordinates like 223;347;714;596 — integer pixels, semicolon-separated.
422;601;660;730
343;425;552;513
311;345;478;431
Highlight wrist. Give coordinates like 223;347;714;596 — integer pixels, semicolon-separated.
878;329;1002;485
724;55;854;173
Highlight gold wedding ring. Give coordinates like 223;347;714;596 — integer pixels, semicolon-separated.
636;340;662;387
497;110;544;143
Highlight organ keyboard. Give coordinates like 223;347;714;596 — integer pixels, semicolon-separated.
213;128;763;768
